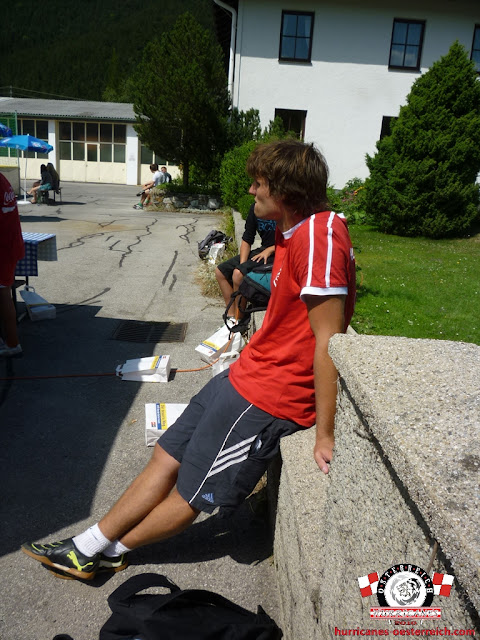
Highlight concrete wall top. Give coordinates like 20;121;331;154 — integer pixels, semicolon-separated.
328;333;480;611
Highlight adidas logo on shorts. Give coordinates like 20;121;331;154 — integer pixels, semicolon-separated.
202;492;214;503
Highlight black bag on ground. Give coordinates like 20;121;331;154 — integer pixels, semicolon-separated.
198;230;231;259
99;573;282;640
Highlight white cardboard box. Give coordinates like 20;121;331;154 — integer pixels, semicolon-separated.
20;287;56;321
116;355;171;382
145;402;188;446
211;350;240;377
195;325;243;364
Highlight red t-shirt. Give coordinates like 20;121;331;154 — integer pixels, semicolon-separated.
0;173;24;286
229;211;356;427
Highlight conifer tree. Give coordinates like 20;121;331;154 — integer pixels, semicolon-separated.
366;41;480;237
131;12;229;186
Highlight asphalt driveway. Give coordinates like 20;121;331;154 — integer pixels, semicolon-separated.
0;182;280;640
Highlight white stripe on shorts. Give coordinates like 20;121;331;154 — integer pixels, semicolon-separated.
189;404;254;505
208;435;257;477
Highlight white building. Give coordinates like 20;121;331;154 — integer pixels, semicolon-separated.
218;0;480;187
0;97;178;190
3;3;479;190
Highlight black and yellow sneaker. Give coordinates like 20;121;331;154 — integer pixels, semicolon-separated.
21;539;100;580
51;552;129;580
99;552;129;573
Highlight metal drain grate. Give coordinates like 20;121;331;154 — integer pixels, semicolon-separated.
112;321;188;343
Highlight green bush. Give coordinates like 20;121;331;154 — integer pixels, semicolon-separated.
154;181;219;195
219;139;258;208
328;178;368;224
237;194;255;218
366;42;480;238
219;116;290;211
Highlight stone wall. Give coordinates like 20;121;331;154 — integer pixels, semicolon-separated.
149;188;222;212
273;334;480;639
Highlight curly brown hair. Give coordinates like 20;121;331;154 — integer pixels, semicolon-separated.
246;139;329;217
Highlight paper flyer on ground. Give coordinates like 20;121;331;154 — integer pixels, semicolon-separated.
145;402;188;446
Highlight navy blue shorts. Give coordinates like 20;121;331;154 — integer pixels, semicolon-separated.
158;370;303;513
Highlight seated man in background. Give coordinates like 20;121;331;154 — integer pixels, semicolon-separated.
143;166;173;208
215;202;276;322
134;163;162;210
160;166;172;183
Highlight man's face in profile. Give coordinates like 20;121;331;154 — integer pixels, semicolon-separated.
249;177;281;221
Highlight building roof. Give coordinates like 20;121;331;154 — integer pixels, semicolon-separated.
0;97;135;122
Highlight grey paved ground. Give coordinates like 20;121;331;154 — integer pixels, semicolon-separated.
0;183;279;640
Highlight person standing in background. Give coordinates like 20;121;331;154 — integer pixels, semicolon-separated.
0;173;24;357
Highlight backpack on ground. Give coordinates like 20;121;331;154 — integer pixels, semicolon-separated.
223;264;272;334
99;572;282;640
198;230;231;259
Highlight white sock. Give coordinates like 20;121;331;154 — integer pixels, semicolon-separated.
102;540;132;558
72;524;111;557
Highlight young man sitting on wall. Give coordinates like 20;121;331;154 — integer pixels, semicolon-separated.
22;139;356;580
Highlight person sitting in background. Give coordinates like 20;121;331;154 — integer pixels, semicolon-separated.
46;163;60;192
143;166;172;207
160;166;172;183
27;164;53;204
133;164;162;210
215;203;276;322
0;174;24;357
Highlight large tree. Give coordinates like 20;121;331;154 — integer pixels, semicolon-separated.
131;12;229;186
0;0;215;101
365;41;480;238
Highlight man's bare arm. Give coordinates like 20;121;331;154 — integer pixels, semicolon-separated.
305;295;345;474
239;240;252;264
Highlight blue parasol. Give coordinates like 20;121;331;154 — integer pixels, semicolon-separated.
0;123;13;137
0;134;54;203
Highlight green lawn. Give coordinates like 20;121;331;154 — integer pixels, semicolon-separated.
349;226;480;345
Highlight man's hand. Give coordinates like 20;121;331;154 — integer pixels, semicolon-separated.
314;434;334;474
251;247;275;263
305;294;345;476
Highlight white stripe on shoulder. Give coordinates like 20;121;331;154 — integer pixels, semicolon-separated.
325;212;335;288
306;214;316;287
301;286;348;300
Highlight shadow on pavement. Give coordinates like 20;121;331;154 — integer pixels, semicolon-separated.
18;214;69;223
0;303;153;557
137;487;273;568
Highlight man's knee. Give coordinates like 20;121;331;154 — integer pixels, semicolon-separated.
232;268;244;288
215;267;225;283
151;443;181;478
169;487;200;516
